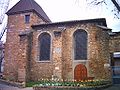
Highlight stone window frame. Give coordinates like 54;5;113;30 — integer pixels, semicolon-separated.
72;29;88;62
24;14;30;24
37;31;53;62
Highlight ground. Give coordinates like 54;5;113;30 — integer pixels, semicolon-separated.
103;84;120;90
0;81;120;90
0;83;33;90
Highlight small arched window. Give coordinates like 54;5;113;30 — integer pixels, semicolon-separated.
39;32;51;61
73;29;88;60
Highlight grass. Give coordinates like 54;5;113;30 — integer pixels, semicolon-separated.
26;81;42;87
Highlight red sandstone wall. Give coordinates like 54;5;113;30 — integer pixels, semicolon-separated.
30;23;111;81
4;12;46;81
4;11;111;82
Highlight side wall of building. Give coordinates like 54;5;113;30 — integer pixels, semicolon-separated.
30;22;111;81
4;12;46;82
62;23;111;80
109;34;120;53
4;11;112;82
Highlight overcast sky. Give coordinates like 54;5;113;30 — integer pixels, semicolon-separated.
6;0;120;31
0;0;120;42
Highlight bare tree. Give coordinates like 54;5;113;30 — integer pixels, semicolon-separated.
111;0;120;11
0;54;4;73
86;0;120;19
0;41;4;73
0;0;10;73
0;0;10;40
0;0;10;24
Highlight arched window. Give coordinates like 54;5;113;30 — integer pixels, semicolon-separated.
39;32;51;61
73;29;88;60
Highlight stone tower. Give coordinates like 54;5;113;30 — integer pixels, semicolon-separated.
4;0;51;82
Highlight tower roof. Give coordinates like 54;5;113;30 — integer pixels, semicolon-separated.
6;0;51;22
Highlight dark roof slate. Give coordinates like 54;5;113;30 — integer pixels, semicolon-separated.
6;0;51;22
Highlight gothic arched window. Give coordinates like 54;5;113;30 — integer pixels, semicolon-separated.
73;29;88;60
39;32;51;61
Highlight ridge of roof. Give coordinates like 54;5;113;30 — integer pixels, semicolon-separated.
6;0;51;22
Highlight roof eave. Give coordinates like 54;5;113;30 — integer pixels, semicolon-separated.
97;25;112;31
32;18;107;28
33;10;51;23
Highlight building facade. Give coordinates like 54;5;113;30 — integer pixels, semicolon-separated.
3;0;120;83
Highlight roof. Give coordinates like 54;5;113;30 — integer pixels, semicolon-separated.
113;52;120;58
6;0;51;22
109;31;120;36
32;18;107;28
97;25;112;30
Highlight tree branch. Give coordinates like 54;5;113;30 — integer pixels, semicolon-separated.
111;0;120;12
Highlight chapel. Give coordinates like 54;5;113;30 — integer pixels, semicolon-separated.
3;0;120;84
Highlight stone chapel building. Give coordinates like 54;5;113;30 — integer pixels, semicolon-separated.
3;0;120;83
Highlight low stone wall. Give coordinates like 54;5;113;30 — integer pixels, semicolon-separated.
33;85;111;90
0;79;24;88
33;86;95;90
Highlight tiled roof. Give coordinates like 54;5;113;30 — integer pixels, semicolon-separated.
6;0;51;22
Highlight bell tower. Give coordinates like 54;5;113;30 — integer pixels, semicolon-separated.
4;0;51;82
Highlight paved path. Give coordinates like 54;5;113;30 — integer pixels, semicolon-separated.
0;83;33;90
103;84;120;90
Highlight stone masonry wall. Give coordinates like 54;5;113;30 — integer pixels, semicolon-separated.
4;11;112;82
30;30;53;81
88;28;111;80
18;33;29;82
109;34;120;53
62;23;111;80
62;23;92;80
4;12;46;82
30;22;111;81
18;31;33;82
52;32;63;79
